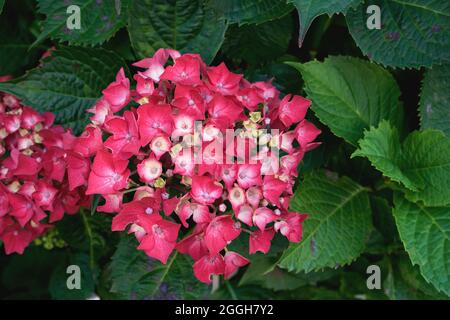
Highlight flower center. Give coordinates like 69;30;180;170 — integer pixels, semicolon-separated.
152;224;164;236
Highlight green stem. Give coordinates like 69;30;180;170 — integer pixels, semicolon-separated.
123;187;140;194
225;281;238;300
80;209;95;271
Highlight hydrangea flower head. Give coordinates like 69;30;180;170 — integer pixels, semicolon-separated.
0;86;90;254
83;49;321;284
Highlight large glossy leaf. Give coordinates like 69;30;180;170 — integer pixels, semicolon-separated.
347;0;450;68
419;63;450;135
0;46;128;134
288;56;403;145
128;0;227;63
289;0;361;46
210;0;293;25
278;171;372;272
393;193;450;296
33;0;129;47
110;236;209;300
222;14;293;65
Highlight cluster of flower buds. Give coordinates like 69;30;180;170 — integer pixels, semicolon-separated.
82;48;321;283
0;84;90;254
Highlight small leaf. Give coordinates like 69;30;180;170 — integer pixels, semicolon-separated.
352;120;417;191
289;0;361;46
209;0;293;25
419;63;450;135
393;193;450;296
0;46;128;134
370;195;398;244
128;0;227;64
347;0;450;68
354;123;450;206
289;56;403;145
278;170;373;272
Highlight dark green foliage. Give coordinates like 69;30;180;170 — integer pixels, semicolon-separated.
0;0;448;300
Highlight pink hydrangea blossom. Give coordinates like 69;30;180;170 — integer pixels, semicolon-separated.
81;49;320;283
0;88;90;254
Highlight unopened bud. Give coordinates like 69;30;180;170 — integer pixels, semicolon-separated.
19;128;28;137
33;132;43;144
249;112;261;123
154;177;166;188
137;97;149;105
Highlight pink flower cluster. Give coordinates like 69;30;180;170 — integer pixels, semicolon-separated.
82;49;321;283
0;89;90;254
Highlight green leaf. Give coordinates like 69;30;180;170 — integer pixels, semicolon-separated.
110;236;209;299
0;0;5;14
209;0;293;25
352;120;417;191
49;253;95;300
402;129;450;206
396;254;448;299
347;0;450;68
289;56;403;145
222;14;293;65
370;195;398;244
243;55;303;94
33;0;129;47
1;247;66;299
278;170;373;272
384;256;424;300
393;193;450;296
0;46;128;134
354;123;450;206
212;283;274;300
289;0;361;46
0;0;42;76
240;255;335;291
419;63;450;135
128;0;227;64
56;211;115;270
